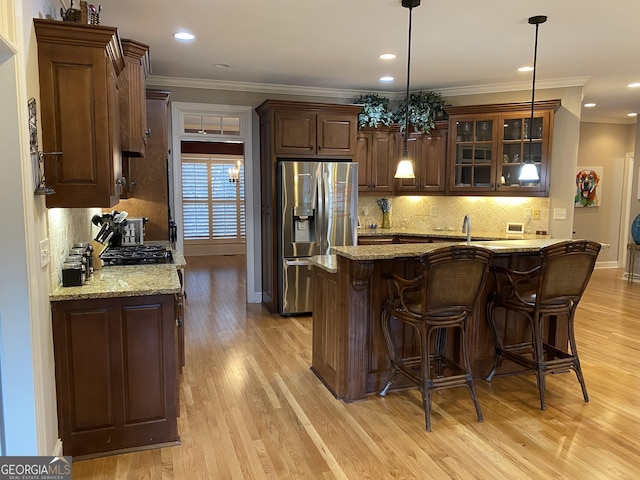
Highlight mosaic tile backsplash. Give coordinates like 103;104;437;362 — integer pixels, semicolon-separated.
358;196;550;233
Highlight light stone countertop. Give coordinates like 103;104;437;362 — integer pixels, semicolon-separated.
50;264;181;301
330;239;568;262
357;227;547;241
310;255;338;273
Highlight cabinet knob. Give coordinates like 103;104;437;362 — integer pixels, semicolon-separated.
310;146;314;150
116;177;127;187
145;129;151;137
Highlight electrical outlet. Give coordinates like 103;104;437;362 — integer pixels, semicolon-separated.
362;207;369;216
532;209;540;220
430;206;438;216
39;238;50;268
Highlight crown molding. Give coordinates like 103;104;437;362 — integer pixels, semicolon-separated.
146;75;591;100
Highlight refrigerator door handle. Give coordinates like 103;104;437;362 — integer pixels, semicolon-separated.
284;258;312;266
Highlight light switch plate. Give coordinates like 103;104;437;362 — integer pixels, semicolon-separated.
39;238;50;268
553;208;567;220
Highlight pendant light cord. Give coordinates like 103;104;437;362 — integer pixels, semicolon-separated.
527;16;546;160
527;23;539;160
403;5;413;157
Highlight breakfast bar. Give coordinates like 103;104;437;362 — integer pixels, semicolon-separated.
310;239;566;402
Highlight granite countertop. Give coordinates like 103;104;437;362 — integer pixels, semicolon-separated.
331;239;568;261
310;255;338;273
357;227;547;241
50;264;181;301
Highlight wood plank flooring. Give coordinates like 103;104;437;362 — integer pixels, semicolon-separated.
73;256;640;479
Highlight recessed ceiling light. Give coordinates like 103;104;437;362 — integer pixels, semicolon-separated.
213;63;230;69
379;53;396;60
628;82;640;88
628;112;638;117
174;31;195;41
379;76;394;83
518;66;534;72
583;103;596;108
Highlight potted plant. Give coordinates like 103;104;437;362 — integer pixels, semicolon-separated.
393;90;445;133
353;93;394;128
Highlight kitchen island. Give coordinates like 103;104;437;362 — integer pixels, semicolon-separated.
50;262;183;458
310;239;566;402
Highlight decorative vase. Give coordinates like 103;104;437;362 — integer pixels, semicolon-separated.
632;214;640;244
382;212;391;229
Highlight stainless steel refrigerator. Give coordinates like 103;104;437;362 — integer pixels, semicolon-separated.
278;161;358;315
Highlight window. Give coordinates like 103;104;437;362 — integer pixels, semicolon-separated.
183;114;240;136
182;155;245;245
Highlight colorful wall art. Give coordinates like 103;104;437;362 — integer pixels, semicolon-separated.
575;166;603;207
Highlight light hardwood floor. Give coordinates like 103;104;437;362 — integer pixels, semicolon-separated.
73;256;640;479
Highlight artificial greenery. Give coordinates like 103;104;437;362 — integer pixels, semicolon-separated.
354;93;394;128
393;90;445;133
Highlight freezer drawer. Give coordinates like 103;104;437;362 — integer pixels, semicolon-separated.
281;258;314;315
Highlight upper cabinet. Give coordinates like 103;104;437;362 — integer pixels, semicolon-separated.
34;19;125;208
118;39;150;157
445;100;559;196
394;121;448;194
257;100;360;157
356;126;398;193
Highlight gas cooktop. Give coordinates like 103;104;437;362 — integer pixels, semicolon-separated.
100;245;173;266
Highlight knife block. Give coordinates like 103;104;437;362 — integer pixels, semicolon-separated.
91;240;106;270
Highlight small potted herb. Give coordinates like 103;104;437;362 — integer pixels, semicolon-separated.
354;93;394;128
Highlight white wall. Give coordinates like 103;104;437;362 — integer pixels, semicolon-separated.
574;122;635;266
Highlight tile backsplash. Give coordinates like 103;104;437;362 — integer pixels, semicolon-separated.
47;207;102;287
358;196;550;233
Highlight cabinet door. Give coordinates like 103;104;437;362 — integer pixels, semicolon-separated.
356;132;372;190
316;113;357;156
274;111;316;154
311;267;340;393
370;131;395;192
497;111;551;194
419;126;447;192
118;39;149;157
448;116;498;193
356;130;395;193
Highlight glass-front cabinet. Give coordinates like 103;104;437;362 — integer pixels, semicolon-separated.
446;100;559;196
450;116;497;192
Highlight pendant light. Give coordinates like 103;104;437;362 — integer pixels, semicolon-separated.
394;0;420;179
519;15;547;182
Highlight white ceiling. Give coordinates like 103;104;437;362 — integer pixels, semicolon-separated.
101;0;640;123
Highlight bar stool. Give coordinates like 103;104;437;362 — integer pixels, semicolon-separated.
379;245;493;431
485;240;601;410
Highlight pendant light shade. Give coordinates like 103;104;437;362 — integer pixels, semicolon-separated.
394;0;420;179
519;15;547;183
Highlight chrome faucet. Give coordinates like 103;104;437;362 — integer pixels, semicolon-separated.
462;215;471;244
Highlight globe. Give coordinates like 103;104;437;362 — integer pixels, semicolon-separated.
632;213;640;244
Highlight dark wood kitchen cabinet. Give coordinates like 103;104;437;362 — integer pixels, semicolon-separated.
267;102;359;157
118;39;150;157
34;19;126;208
445;100;559;196
394;121;448;194
51;294;179;458
356;126;397;194
256;100;360;312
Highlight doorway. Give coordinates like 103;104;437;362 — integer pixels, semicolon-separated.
171;102;258;303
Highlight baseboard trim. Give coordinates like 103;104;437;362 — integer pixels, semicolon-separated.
595;261;619;269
